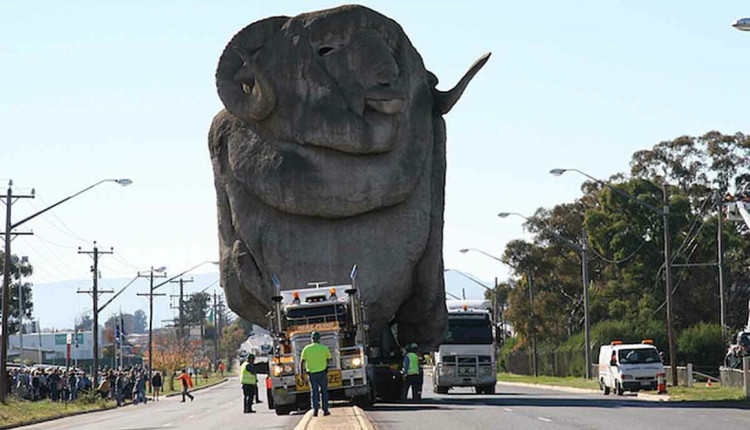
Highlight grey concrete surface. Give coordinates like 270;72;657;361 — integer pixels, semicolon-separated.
15;377;302;430
365;379;750;430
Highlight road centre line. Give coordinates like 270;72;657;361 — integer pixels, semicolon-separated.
503;408;513;412
538;417;553;423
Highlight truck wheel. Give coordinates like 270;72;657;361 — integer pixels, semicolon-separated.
275;406;292;416
435;386;449;394
486;384;496;395
600;379;610;395
616;382;624;396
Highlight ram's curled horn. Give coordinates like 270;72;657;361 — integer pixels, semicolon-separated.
434;52;491;115
215;16;288;122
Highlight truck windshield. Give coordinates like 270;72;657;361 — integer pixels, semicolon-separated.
444;314;493;345
286;304;348;326
618;348;661;364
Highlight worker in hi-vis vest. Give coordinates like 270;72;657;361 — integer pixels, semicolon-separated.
240;354;258;413
300;331;332;417
402;343;422;400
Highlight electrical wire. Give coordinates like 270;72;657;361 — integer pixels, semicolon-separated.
588;238;648;264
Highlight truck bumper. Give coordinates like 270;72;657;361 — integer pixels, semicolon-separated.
436;375;496;387
622;380;657;392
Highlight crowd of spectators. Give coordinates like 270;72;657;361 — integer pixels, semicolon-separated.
6;365;163;406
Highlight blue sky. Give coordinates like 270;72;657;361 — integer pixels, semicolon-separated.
2;1;749;328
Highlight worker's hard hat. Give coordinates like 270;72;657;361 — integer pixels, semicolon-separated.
311;331;321;341
246;353;255;361
407;343;418;351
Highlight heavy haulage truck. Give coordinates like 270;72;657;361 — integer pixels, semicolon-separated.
266;267;404;415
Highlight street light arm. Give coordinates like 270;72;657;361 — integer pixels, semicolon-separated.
553;168;663;215
461;248;503;263
499;212;582;252
98;275;139;313
445;268;493;292
153;260;219;291
11;179;130;229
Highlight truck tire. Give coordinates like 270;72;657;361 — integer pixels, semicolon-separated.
435;385;449;394
487;384;496;395
615;382;624;396
600;379;610;395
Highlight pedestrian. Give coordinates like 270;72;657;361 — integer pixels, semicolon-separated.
114;371;125;406
300;331;332;417
402;343;421;401
48;369;60;402
240;354;258;413
67;371;77;401
152;371;163;401
97;375;110;400
218;361;225;377
176;369;194;402
131;372;144;404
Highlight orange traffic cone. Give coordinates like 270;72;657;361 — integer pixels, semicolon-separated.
657;372;667;394
706;378;713;388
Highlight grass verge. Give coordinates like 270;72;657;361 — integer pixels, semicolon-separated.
160;374;226;397
496;372;599;390
644;385;747;402
0;397;114;428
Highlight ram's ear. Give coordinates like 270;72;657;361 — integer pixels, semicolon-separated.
216;16;288;122
433;52;491;115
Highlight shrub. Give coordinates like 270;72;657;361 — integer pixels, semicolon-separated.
677;322;724;366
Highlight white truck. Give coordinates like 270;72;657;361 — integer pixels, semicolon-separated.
266;271;375;415
433;300;496;394
598;340;665;395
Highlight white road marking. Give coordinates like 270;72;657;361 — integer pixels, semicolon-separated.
163;424;173;427
187;415;194;419
538;417;553;423
503;408;513;412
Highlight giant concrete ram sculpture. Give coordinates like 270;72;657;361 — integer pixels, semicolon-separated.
209;4;489;347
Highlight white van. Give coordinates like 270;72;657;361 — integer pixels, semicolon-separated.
598;340;664;395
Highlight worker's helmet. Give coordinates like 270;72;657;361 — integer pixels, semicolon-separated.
407;343;418;352
311;331;321;341
246;353;255;361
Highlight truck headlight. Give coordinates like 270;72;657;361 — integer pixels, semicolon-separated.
343;357;363;369
283;364;294;374
272;365;283;376
621;374;633;380
481;366;493;376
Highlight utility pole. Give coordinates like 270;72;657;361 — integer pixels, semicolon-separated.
137;267;167;388
493;277;499;347
582;228;592;379
0;181;33;403
169;277;193;341
528;272;537;377
213;291;219;370
77;242;113;382
663;184;677;387
717;193;727;342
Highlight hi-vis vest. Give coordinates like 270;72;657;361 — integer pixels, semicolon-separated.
240;362;257;385
406;352;420;376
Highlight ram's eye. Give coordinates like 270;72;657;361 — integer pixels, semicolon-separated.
318;46;335;57
240;79;255;94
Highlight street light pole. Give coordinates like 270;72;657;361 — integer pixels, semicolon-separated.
0;178;130;404
528;272;537;377
497;211;592;379
551;168;678;386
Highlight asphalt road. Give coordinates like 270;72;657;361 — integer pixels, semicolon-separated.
17;377;303;430
365;379;750;430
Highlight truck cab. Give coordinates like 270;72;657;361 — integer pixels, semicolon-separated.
598;340;664;395
433;300;496;394
268;283;374;415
